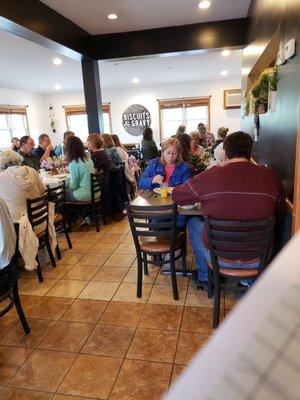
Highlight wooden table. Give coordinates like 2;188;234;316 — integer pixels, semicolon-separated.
131;190;203;216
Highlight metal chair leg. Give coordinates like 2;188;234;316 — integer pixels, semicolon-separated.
170;253;179;300
137;257;143;298
213;276;221;328
45;237;56;268
13;281;30;334
143;252;148;275
55;244;62;260
208;268;213;299
36;255;43;282
63;221;72;249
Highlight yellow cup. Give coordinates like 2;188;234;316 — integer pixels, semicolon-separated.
160;187;168;198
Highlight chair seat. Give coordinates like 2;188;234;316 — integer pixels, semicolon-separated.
207;262;259;278
65;198;100;206
139;236;181;253
54;213;63;224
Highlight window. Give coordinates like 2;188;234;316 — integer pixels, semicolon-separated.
158;97;210;141
0;106;29;149
64;104;112;142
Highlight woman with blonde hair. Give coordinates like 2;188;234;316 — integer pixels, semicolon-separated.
111;134;129;162
102;133;122;164
190;131;205;156
139;137;190;190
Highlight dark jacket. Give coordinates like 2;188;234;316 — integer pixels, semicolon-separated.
18;150;40;171
139;158;190;190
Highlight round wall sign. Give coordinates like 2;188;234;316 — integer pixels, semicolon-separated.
122;104;151;136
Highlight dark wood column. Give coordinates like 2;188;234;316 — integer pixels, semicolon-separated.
81;58;104;133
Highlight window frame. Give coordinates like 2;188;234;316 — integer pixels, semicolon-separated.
64;104;112;134
158;96;211;142
0;105;29;149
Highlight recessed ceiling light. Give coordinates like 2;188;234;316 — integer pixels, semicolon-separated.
220;70;228;76
54;84;61;90
199;1;211;9
221;49;230;57
53;57;62;65
108;13;118;20
132;78;140;84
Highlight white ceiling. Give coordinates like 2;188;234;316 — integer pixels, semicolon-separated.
0;29;242;94
40;0;251;35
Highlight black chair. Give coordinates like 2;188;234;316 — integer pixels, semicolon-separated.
204;216;275;328
66;171;106;232
26;194;57;282
47;181;72;258
126;203;187;300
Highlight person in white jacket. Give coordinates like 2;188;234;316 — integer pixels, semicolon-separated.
0;150;45;221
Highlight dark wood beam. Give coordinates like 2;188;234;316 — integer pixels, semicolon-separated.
81;58;104;133
90;18;250;60
0;0;92;60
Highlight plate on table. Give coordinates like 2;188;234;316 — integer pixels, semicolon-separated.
180;204;197;210
153;187;174;195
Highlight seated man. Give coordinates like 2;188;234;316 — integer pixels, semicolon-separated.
54;130;75;157
0;197;17;295
172;131;286;287
18;135;40;171
33;133;54;162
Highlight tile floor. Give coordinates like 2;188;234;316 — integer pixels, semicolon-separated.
0;218;239;400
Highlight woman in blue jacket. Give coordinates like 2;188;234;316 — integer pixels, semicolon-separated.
139;138;190;190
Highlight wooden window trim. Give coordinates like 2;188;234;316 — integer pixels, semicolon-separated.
63;104;112;132
0;105;29;139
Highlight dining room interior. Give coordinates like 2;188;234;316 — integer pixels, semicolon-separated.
0;0;299;399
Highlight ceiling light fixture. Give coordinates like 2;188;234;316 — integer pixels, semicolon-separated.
54;84;61;90
220;70;228;76
221;49;230;57
53;57;62;65
132;78;140;84
199;1;211;9
108;13;118;20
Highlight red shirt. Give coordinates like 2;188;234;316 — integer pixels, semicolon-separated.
164;165;175;186
172;162;286;245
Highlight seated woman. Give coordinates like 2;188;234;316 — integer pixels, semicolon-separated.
11;137;20;152
111;134;129;162
54;131;75;157
141;127;159;163
87;133;113;178
177;133;206;177
102;134;122;165
139;137;190;190
0;150;45;221
190;131;205;156
209;126;229;155
65;136;94;202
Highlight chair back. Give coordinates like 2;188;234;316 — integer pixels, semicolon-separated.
90;171;105;203
46;181;65;214
204;216;275;275
126;203;178;253
26;194;49;235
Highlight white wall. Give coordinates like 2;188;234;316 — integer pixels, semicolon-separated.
0;77;242;146
44;77;242;145
0;87;46;143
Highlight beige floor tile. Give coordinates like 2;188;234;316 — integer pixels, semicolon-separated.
185;286;222;308
45;280;87;298
148;284;187;306
52;394;95;400
0;319;55;348
70;241;94;252
92;266;129;282
127;328;178;363
181;306;213;334
58;354;122;398
28;297;74;320
224;291;241;309
0;346;32;384
63;265;100;280
5;295;42;318
170;364;186;384
139;303;183;331
123;267;158;284
0;317;17;339
120;235;134;244
60;299;108;324
75;253;109;266
110;359;172;400
38;321;93;352
104;254;136;267
175;331;210;365
19;278;58;297
9;349;76;392
0;387;52;400
114;243;136;255
57;252;84;266
82;325;134;357
41;265;71;279
98;234;125;244
79;281;119;301
155;273;189;287
75;234;102;244
89;242;118;253
99;301;144;327
112;282;152;303
107;226;130;235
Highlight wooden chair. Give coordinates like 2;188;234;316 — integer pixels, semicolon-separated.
26;194;57;282
204;216;275;328
126;203;187;300
66;171;106;232
47;181;72;258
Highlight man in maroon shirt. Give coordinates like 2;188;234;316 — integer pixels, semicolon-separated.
172;131;286;287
